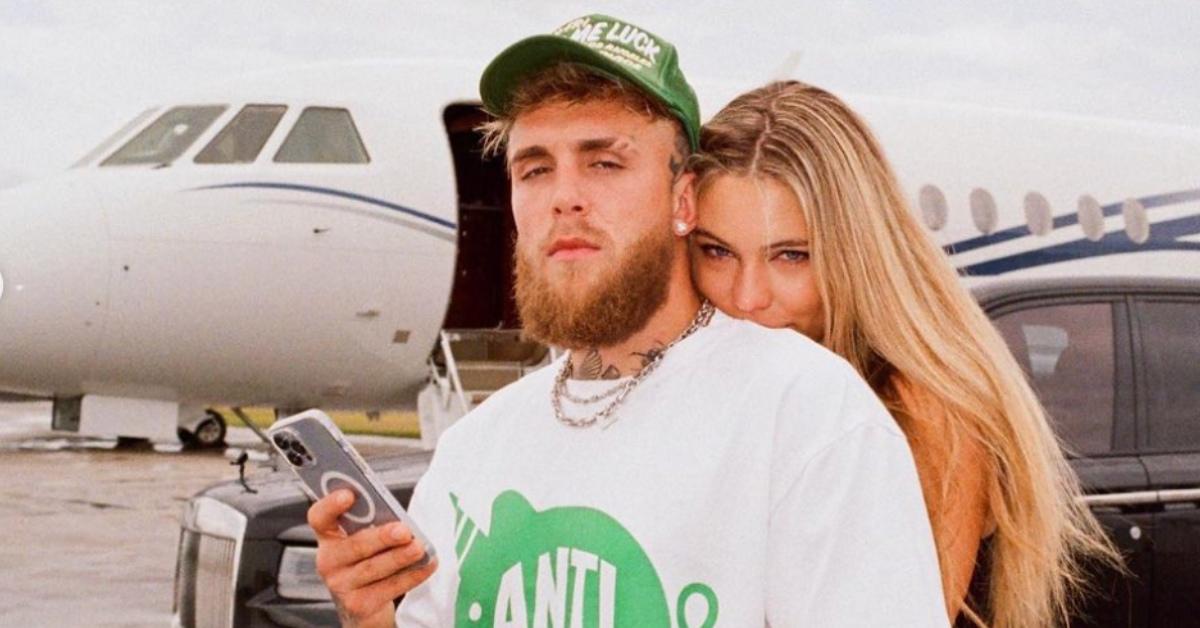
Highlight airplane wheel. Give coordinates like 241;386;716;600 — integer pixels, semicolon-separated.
192;411;227;448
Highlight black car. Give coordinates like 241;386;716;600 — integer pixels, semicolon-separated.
172;275;1200;628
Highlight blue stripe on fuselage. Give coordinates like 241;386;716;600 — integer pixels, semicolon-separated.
958;211;1200;276
189;182;457;231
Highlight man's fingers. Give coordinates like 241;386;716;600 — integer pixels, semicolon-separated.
306;490;355;539
319;521;415;579
306;491;432;624
348;555;439;616
325;545;437;621
339;539;429;590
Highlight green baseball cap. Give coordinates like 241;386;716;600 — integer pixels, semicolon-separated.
480;14;701;151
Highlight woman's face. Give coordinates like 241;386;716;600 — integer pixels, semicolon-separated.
691;174;825;339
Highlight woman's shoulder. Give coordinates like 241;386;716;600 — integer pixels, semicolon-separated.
884;373;957;441
886;373;990;464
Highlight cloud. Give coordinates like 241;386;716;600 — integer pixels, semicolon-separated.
1;1;1199;180
0;170;26;189
0;0;57;27
849;19;1184;74
794;13;1200;127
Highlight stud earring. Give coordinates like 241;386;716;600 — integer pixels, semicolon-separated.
674;220;688;235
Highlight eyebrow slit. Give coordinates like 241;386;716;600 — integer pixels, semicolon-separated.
578;136;637;155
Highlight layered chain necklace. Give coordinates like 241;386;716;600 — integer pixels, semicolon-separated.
552;301;715;429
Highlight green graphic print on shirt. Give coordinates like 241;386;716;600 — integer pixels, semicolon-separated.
451;490;719;628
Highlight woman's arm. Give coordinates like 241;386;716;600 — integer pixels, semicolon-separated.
893;378;993;621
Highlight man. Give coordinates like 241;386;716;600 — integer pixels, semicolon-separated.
309;14;947;627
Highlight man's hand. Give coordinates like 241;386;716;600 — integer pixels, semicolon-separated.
308;489;438;628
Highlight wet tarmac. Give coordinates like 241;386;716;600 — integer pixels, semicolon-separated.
0;401;421;627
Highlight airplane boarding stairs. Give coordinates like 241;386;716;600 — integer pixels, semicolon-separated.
417;329;554;449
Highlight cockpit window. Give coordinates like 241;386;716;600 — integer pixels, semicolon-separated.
194;105;287;164
72;108;158;168
274;107;369;164
100;105;227;167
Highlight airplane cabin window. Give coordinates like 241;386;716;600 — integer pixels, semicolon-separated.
1136;300;1200;451
273;107;369;164
1024;192;1053;236
100;105;227;167
917;184;948;231
992;302;1117;456
72;107;158;168
969;188;998;234
1077;195;1105;241
195;105;287;164
1122;198;1150;244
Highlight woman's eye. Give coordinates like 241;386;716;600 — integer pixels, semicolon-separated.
774;249;810;263
699;244;733;259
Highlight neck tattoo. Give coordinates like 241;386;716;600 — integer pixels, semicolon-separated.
552;301;715;429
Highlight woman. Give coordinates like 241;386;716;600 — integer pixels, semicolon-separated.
687;81;1120;627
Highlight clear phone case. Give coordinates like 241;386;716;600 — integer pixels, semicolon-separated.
267;409;434;558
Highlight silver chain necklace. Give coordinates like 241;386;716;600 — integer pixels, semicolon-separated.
552;301;715;429
557;378;624;404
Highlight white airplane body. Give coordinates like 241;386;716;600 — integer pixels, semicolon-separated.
1;59;1197;442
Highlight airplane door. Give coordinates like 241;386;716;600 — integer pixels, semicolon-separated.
440;104;517;329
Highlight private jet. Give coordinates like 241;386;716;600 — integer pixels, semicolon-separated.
1;59;1197;446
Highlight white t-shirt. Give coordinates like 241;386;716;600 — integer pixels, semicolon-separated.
397;311;947;627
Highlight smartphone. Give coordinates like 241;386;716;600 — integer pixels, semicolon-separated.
268;409;434;559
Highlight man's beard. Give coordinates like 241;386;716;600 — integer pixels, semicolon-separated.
515;226;674;349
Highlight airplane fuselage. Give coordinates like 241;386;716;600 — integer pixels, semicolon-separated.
1;60;1197;438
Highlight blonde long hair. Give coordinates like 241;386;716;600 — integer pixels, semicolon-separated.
690;81;1121;627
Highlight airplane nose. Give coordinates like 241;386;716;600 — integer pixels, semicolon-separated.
0;177;109;396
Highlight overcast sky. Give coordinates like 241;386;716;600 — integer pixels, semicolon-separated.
1;0;1198;185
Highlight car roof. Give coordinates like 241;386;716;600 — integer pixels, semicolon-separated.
970;275;1200;309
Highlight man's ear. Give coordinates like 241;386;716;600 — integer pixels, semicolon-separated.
671;171;697;236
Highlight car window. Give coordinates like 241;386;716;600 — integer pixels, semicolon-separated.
992;302;1116;456
1137;300;1200;451
273;107;369;164
100;105;227;167
194;105;287;164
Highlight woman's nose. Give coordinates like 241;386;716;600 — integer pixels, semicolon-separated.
732;264;772;313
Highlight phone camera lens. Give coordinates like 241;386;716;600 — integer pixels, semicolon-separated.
286;451;305;467
291;441;309;457
273;433;293;450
